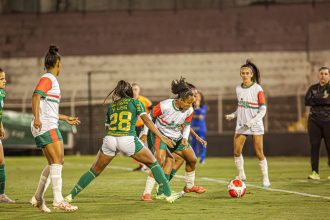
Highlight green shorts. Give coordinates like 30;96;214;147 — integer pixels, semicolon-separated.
34;128;63;148
148;131;190;154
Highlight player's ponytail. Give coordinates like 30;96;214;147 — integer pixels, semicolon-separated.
171;77;193;100
241;59;261;84
103;80;133;104
44;45;61;69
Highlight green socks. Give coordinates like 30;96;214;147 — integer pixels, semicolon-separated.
0;164;5;194
169;169;177;181
148;161;171;197
70;168;99;199
158;169;177;195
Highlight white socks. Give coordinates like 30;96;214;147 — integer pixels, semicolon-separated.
35;165;51;200
259;158;270;186
185;171;195;189
143;176;156;195
50;164;64;204
234;155;246;180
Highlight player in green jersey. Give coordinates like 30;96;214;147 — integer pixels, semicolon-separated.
65;80;184;205
0;68;15;203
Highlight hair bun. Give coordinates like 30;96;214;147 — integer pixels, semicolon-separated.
49;45;59;55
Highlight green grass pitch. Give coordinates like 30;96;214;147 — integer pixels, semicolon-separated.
0;156;329;220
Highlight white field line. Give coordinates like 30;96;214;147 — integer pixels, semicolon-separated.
107;165;330;201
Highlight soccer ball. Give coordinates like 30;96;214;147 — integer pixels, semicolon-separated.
228;179;246;198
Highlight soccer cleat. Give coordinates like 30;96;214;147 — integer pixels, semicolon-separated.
262;179;271;188
30;195;51;213
53;201;78;212
165;191;184;203
155;193;166;200
308;171;320;180
141;193;152;202
0;194;15;203
235;175;247;182
64;194;73;203
183;185;206;194
133;165;147;172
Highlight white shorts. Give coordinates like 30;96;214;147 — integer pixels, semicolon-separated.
101;136;145;157
235;122;264;135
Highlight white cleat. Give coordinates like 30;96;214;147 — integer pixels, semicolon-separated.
165;191;185;203
235;175;246;182
53;200;78;212
30;195;51;213
0;194;15;203
155;193;166;200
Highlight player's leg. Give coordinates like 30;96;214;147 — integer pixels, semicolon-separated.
43;140;78;211
0;142;14;203
176;146;206;194
234;134;247;181
307;118;322;179
130;138;183;203
253;135;270;187
170;154;185;181
191;135;199;158
198;132;207;164
66;136;116;202
30;150;51;212
156;150;175;196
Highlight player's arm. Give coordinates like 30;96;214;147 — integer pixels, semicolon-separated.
32;92;42;130
59;114;81;125
0;122;4;139
140;114;174;148
245;91;267;128
182;113;193;146
190;128;207;148
32;77;52;130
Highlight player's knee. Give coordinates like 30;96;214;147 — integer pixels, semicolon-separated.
0;158;4;165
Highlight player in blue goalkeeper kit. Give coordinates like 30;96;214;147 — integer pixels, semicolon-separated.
191;91;207;164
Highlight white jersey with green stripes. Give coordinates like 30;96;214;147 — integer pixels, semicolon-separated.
235;83;266;135
31;73;61;137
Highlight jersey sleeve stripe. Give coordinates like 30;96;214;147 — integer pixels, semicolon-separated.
258;91;266;105
34;90;47;98
34;77;52;95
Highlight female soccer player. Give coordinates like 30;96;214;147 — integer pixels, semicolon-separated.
191;91;207;164
141;78;206;201
31;45;81;212
65;80;183;205
305;66;330;180
0;68;14;203
225;60;271;187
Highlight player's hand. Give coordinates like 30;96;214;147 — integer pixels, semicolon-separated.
244;120;254;128
225;114;235;121
182;138;188;147
197;137;207;148
140;134;147;143
34;118;42;130
0;128;5;139
65;117;81;126
161;135;174;148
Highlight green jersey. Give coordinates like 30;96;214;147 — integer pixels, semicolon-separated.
105;98;146;137
0;89;5;123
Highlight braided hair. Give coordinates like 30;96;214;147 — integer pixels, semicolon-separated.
103;80;134;104
241;59;261;84
44;45;61;70
171;77;193;100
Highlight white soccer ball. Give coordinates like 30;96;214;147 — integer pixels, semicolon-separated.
228;179;246;198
